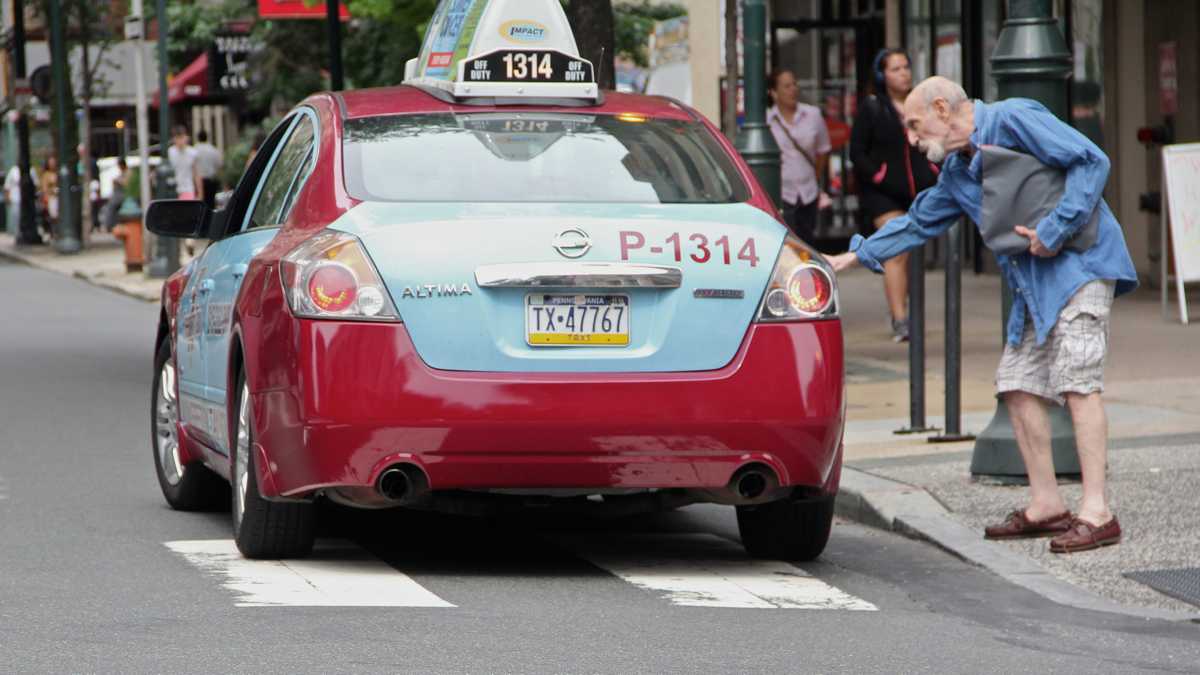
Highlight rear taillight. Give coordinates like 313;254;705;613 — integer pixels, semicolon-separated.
757;235;838;321
280;230;400;321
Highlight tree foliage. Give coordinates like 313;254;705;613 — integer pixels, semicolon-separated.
154;0;681;114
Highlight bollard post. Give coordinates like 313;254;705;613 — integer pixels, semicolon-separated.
895;244;939;435
932;220;975;442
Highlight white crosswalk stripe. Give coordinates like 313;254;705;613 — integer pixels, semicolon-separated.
168;534;876;611
563;533;878;610
164;539;455;608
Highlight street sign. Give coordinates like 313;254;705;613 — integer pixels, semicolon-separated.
257;0;349;20
210;32;254;93
1159;42;1178;117
124;15;143;40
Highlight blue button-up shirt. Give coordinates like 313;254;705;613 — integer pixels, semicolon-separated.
849;98;1138;346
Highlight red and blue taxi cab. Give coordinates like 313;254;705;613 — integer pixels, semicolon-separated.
147;0;845;560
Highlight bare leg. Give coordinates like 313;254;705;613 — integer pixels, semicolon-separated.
874;210;908;321
1064;392;1112;526
1004;391;1069;520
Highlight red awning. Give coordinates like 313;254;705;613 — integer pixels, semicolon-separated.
151;53;208;107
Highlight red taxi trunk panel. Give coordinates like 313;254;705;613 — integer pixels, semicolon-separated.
247;315;845;498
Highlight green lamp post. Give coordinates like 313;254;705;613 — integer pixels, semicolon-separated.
48;0;80;254
734;0;781;208
971;0;1079;480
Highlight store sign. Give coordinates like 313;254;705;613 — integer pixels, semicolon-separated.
1159;42;1178;116
257;0;349;20
210;33;255;93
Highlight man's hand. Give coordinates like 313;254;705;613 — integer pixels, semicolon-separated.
1014;225;1055;257
827;251;860;272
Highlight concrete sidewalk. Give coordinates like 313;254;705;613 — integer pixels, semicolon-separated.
5;231;1200;619
836;265;1200;619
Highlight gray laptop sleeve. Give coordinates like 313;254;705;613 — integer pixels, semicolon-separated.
979;145;1100;256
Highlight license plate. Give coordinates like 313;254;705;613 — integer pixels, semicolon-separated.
525;294;629;346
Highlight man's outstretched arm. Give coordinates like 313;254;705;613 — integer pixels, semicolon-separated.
828;179;963;273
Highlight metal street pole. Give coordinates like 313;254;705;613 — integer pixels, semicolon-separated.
11;0;41;245
971;0;1079;479
326;0;343;91
733;0;780;208
147;0;179;278
48;0;80;254
131;0;151;215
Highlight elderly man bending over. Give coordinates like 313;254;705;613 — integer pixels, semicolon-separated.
827;76;1138;553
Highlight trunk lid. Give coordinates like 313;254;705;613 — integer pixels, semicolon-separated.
330;201;785;372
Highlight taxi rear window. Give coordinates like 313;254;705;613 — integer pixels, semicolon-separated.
342;113;750;204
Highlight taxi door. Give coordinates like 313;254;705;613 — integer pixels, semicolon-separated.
198;110;317;453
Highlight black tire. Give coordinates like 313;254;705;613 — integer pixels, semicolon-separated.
231;369;314;559
737;494;835;561
152;340;228;511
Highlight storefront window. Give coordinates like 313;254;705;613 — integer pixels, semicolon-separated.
1070;0;1105;149
906;0;932;83
981;0;1001;101
934;0;961;82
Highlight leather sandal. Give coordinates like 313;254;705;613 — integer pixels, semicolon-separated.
1049;516;1122;553
984;509;1073;540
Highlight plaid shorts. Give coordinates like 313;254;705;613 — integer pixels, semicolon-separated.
995;280;1115;405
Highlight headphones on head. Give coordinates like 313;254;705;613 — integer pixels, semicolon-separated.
873;48;906;90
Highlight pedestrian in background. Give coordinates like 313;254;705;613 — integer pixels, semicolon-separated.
5;163;37;238
767;68;831;242
101;158;129;231
167;125;202;201
39;155;59;239
828;76;1138;553
851;48;939;342
193;130;223;210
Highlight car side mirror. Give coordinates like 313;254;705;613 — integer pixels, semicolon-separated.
145;199;212;238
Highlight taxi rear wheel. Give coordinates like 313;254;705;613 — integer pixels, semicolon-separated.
152;340;227;511
736;494;835;561
231;371;314;559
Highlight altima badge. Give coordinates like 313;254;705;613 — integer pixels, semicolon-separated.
553;228;592;259
401;283;473;299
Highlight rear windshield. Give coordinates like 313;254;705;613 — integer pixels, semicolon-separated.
343;112;749;204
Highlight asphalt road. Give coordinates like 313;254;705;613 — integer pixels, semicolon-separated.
2;258;1198;674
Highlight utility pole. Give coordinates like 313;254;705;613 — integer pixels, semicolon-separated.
12;0;40;245
326;0;343;91
722;0;738;140
48;0;80;253
147;0;178;278
971;0;1079;480
733;0;780;208
130;0;150;214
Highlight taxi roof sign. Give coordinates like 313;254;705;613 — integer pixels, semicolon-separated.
404;0;598;101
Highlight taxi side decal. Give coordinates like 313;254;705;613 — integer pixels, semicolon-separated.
619;231;761;267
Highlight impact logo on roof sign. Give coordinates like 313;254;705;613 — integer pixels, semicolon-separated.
500;19;547;43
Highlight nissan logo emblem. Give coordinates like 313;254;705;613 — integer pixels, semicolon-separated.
552;228;592;259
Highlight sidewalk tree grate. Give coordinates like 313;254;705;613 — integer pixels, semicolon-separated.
1124;568;1200;608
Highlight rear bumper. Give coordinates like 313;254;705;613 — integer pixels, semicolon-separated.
250;320;845;499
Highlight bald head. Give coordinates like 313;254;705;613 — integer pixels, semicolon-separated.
908;76;968;114
901;76;975;163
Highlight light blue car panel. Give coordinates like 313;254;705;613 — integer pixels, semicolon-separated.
200;228;280;407
331;201;786;373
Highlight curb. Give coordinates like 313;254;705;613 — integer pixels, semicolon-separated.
835;466;1200;623
0;244;160;303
